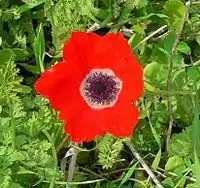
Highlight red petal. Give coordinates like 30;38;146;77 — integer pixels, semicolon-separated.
106;102;139;137
63;31;101;74
65;108;107;143
95;33;132;58
65;101;139;143
34;62;86;119
119;56;144;102
91;33;133;72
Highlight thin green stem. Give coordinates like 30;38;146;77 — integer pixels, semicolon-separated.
43;130;58;188
9;101;15;151
129;25;167;47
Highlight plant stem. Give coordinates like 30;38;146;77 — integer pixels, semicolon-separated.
43;130;57;188
166;0;191;150
66;145;78;188
125;140;164;188
176;58;200;70
9;101;15;151
11;118;15;151
130;25;167;48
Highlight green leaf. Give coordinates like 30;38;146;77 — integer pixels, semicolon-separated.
17;167;37;175
34;23;45;72
98;134;124;169
15;135;28;148
136;13;168;22
17;63;40;74
151;46;170;64
163;0;186;30
91;8;109;20
0;49;14;64
0;169;12;188
8;182;23;188
187;67;200;83
178;41;191;54
118;162;139;188
184;157;192;168
144;82;157;92
152;149;161;170
130;33;146;51
163;33;184;65
193;89;200;152
173;70;188;88
12;48;30;61
163;177;175;188
132;25;145;33
168;126;194;158
165;155;185;171
187;183;200;188
191;92;200;186
192;149;200;187
164;33;176;53
49;0;94;52
18;0;45;13
13;85;32;93
144;62;161;83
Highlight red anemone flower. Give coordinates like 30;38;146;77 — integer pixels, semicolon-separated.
35;31;144;143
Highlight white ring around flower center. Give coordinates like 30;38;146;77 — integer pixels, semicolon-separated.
80;68;123;109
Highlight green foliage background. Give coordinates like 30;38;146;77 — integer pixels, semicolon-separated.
0;0;200;187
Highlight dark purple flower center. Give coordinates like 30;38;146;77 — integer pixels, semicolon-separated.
84;72;120;105
93;81;107;94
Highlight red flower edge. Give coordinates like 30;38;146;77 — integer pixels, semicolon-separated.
35;31;144;143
